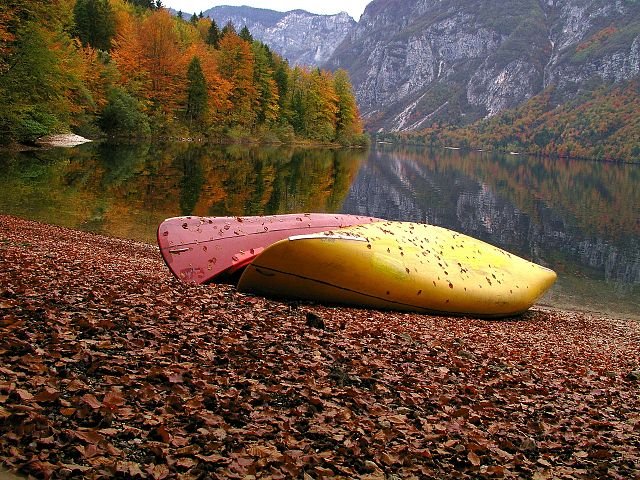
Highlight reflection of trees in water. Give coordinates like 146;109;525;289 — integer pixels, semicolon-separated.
185;147;365;216
177;147;205;216
0;143;365;242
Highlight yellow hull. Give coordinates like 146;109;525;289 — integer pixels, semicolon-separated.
237;221;557;317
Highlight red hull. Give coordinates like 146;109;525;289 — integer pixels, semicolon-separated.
157;213;381;284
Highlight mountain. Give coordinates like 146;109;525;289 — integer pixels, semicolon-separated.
324;0;640;132
202;6;356;66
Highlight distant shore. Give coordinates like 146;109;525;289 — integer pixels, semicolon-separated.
1;215;638;478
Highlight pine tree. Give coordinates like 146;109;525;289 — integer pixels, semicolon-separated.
73;0;116;51
185;56;207;126
239;25;253;42
126;0;157;10
206;18;220;48
221;21;236;38
252;42;278;125
272;57;290;119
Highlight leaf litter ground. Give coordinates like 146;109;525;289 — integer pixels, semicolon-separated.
1;215;639;479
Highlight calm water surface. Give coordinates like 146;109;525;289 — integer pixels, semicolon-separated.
1;142;638;319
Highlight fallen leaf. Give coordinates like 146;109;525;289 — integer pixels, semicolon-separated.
81;394;102;409
468;451;481;466
73;429;104;445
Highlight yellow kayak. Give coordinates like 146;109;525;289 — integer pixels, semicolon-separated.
237;221;557;317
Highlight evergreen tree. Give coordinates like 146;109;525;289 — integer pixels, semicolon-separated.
100;87;150;137
239;25;253;42
290;90;305;134
221;21;236;38
289;68;307;134
273;58;290;119
73;0;116;51
252;42;278;125
206;18;220;48
185;57;207;126
189;13;198;25
176;10;183;19
126;0;157;10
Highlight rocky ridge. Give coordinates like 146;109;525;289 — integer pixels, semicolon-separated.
324;0;640;131
203;6;356;66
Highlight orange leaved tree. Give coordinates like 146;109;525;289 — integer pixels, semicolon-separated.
217;32;258;129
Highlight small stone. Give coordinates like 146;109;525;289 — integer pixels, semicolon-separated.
364;460;381;472
626;370;640;381
459;350;475;359
398;333;413;343
305;311;325;330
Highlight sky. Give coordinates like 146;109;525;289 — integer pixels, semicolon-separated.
160;1;371;21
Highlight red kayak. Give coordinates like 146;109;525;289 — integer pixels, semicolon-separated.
157;213;381;284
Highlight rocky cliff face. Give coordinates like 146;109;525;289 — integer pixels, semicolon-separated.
202;6;356;66
196;2;639;132
325;0;640;132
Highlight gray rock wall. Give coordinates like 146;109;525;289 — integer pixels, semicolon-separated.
326;0;640;131
204;6;355;66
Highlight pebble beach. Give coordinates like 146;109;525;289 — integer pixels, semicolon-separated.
1;215;638;479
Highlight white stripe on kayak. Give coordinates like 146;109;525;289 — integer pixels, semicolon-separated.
288;233;368;242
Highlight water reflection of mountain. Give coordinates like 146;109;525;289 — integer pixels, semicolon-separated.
342;148;640;291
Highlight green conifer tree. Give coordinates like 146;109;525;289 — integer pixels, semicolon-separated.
185;57;207;126
221;21;236;38
239;25;253;42
206;18;220;48
73;0;116;51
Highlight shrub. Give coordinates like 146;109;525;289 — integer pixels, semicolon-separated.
99;88;150;137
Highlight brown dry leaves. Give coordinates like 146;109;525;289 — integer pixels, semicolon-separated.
1;215;639;479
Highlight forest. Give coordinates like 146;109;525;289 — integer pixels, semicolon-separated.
379;80;640;163
0;0;366;147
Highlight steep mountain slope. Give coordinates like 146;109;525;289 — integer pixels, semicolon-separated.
202;6;356;66
325;0;640;132
391;80;640;162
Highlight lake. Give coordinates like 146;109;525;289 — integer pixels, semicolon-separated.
1;142;638;320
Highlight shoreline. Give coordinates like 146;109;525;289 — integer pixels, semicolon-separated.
2;134;368;153
1;215;639;478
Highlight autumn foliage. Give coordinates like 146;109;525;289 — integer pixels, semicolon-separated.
0;1;365;145
1;215;640;478
389;81;640;163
